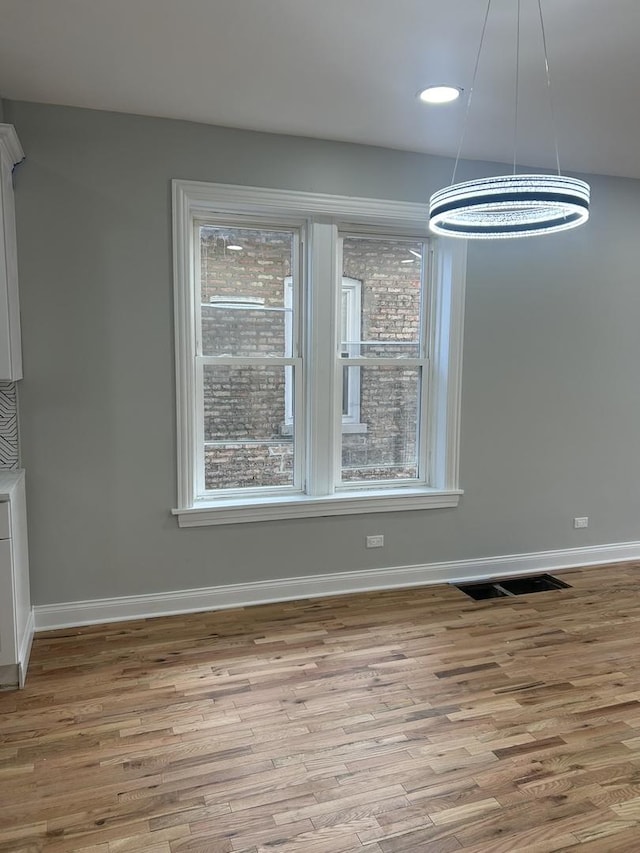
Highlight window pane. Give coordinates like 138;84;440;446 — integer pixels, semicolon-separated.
200;226;295;357
203;365;295;490
341;366;420;482
342;237;423;358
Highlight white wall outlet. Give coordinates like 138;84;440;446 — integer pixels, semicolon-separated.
574;517;589;529
366;534;384;548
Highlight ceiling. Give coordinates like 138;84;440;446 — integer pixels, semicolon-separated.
1;0;639;178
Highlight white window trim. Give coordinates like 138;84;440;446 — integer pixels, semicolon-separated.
171;180;466;527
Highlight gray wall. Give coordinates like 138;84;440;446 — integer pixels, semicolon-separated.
5;100;640;606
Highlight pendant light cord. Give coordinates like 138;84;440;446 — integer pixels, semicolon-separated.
513;0;521;175
451;0;492;185
451;0;563;184
537;0;562;176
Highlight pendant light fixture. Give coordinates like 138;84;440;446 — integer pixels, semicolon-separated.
428;0;590;240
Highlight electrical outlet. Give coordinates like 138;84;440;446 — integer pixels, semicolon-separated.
366;534;384;548
574;517;589;529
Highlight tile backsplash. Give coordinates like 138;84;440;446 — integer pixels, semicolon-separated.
0;382;18;469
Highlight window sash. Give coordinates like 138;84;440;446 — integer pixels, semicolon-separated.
194;221;305;499
194;358;305;499
336;234;430;488
335;364;429;490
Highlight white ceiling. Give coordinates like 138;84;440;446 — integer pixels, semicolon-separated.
1;0;639;178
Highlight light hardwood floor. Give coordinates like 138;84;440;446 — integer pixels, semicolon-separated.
3;564;640;852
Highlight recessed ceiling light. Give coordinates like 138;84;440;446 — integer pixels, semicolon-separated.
418;86;462;104
401;259;415;264
227;244;243;251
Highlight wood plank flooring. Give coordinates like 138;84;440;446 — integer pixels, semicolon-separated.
3;564;640;851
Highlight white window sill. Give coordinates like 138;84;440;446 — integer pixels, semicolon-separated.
172;488;463;527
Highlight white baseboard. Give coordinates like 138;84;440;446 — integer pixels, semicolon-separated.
33;540;640;631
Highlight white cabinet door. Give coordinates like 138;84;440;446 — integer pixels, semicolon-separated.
0;537;16;666
0;125;24;381
0;501;10;539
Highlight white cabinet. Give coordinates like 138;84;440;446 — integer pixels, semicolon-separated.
0;470;32;688
0;125;24;382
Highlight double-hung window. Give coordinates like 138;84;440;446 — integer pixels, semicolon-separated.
172;181;466;526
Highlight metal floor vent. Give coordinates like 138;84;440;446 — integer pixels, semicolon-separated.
455;573;571;600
